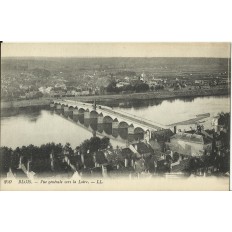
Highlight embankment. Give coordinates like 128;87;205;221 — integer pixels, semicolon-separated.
1;87;230;110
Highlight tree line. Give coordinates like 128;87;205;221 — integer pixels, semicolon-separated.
106;80;150;93
0;137;111;178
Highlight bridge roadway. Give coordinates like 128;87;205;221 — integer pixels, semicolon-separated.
54;99;168;132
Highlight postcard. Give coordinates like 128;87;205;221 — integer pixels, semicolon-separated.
0;42;230;190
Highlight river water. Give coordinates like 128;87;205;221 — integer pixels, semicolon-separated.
1;96;230;149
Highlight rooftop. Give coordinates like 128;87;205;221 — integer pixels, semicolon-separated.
171;133;204;143
132;142;153;155
121;148;135;159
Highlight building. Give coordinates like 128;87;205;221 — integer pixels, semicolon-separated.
129;141;154;158
116;82;130;88
167;132;212;157
151;129;174;151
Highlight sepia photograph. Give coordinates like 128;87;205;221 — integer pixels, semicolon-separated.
0;42;231;190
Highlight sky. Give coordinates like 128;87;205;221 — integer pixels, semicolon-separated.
1;42;231;58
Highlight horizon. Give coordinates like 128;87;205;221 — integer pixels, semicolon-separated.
2;56;230;59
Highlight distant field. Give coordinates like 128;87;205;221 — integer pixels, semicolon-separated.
2;57;230;79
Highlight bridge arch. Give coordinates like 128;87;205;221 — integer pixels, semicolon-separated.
60;104;67;115
68;106;74;119
83;108;90;127
134;127;145;141
90;110;98;118
103;116;113;135
89;110;98;131
78;108;85;124
112;118;119;138
118;121;129;140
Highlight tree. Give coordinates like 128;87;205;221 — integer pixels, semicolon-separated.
64;143;74;156
35;92;43;98
100;137;111;149
32;68;50;78
0;147;12;176
134;83;149;93
106;81;118;93
80;139;91;155
89;137;101;153
79;136;111;155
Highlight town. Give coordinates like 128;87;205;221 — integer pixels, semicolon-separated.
1;57;230;103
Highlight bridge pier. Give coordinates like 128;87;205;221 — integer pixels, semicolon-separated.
97;113;104;124
89;111;98;131
60;105;65;115
56;104;62;114
64;106;70;117
68;107;74;119
84;110;90;119
84;109;90;127
103;116;113;135
50;103;55;108
78;109;85;124
56;104;61;110
97;113;104;133
128;124;135;142
112;119;119;138
73;109;79;121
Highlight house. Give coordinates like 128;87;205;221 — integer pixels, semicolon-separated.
55;83;66;89
129;141;154;158
151;129;174;151
152;129;174;140
167;132;212;157
81;90;90;96
120;147;137;167
195;80;202;84
38;86;46;93
116;82;130;88
134;158;146;173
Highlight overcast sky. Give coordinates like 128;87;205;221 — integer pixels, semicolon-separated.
1;42;231;58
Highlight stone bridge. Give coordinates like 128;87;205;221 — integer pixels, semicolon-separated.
50;99;169;142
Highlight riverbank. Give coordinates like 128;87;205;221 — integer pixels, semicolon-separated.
1;98;50;110
1;87;230;110
68;87;230;104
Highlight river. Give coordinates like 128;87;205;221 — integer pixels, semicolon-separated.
0;96;230;149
